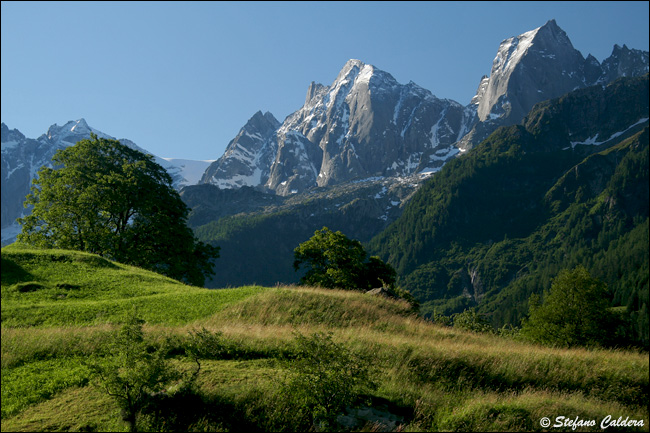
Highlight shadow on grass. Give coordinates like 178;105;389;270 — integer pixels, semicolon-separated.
1;256;35;286
138;387;264;432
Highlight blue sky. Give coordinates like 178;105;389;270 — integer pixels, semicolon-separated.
2;1;648;160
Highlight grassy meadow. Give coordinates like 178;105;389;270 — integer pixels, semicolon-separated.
1;244;648;432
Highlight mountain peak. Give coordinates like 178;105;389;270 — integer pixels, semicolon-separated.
263;111;279;125
489;19;574;78
600;43;649;82
334;59;367;82
344;58;365;68
542;18;559;29
44;119;115;145
46;118;88;139
1;122;26;148
70;118;90;133
536;18;573;48
244;110;279;132
305;81;327;105
476;19;584;122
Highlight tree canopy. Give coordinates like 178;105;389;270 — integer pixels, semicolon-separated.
293;227;396;291
520;266;615;347
18;134;219;286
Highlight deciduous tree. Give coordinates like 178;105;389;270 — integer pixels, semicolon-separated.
521;266;614;347
293;227;396;291
18;134;219;286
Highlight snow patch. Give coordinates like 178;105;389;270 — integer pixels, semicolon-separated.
160;158;215;186
357;64;374;84
569;117;649;148
374;185;388;199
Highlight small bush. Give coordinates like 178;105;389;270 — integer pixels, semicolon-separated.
452;309;494;334
268;331;377;431
88;310;183;432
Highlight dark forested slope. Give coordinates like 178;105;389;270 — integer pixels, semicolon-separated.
369;75;649;346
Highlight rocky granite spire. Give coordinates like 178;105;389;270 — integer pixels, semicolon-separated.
203;59;475;195
200;111;280;189
476;19;587;123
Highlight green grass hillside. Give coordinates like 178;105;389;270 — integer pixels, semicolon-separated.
2;245;648;432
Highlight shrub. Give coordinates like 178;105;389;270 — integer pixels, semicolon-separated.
271;332;377;431
452;309;494;334
88;310;182;432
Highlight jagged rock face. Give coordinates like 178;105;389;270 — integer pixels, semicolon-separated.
464;20;650;150
477;20;587;123
203;23;648;196
1;124;48;238
273;59;478;193
600;44;650;83
583;54;604;86
201;22;649;195
200;111;280;189
203;59;476;195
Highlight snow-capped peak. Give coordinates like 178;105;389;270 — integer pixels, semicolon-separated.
356;63;374;84
69;118;90;133
45;118;113;144
491;26;540;79
330;59;380;91
476;19;588;123
338;59;366;77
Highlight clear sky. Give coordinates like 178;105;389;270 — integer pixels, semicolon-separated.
2;1;648;160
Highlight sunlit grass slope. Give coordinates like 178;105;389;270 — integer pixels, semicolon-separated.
2;245;648;432
1;243;265;327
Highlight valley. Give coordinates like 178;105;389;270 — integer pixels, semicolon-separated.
3;18;648;345
2;8;649;431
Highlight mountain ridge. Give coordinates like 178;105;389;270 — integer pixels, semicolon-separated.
460;20;649;149
201;20;648;194
201;58;475;195
1;120;211;244
367;74;649;346
3;19;649;259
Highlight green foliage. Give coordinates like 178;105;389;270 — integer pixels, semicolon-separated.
88;310;182;432
183;327;227;383
294;227;396;291
17;134;219;286
187;178;408;289
2;245;648;432
1;357;91;419
274;332;377;431
369;77;649;348
185;327;226;361
452;309;495;334
521;266;615;347
389;284;421;312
